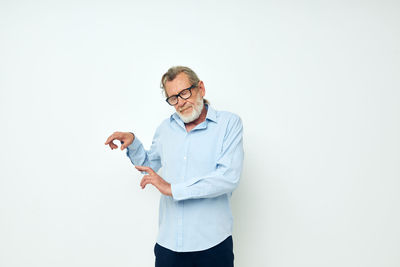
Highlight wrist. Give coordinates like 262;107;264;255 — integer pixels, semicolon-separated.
129;132;135;141
166;184;172;197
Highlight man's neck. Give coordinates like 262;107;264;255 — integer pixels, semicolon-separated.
185;104;208;131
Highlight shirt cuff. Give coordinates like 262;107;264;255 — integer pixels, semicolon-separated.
171;182;189;201
126;135;141;155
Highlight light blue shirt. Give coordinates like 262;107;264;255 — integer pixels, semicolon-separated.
126;105;244;252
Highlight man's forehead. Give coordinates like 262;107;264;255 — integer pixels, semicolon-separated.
165;73;191;94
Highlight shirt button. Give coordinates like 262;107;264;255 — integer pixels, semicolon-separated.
183;156;187;160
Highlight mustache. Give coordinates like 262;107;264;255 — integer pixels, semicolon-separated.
178;104;192;113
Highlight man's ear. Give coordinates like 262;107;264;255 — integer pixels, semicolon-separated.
198;81;205;97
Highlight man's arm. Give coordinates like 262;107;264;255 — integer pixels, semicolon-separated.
125;127;162;172
171;116;244;201
105;128;162;173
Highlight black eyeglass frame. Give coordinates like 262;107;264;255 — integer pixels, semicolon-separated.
165;85;196;106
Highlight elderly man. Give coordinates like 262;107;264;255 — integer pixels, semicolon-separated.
105;66;244;267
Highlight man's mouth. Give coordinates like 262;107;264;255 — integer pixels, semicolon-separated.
179;106;192;113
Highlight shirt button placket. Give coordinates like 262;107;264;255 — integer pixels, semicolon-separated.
177;135;189;250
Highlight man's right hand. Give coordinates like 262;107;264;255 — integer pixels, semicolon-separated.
104;132;135;150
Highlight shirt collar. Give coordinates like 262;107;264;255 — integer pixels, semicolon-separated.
205;104;217;123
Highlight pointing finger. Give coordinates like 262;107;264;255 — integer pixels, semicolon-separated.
140;175;151;188
135;166;156;175
108;142;118;150
105;133;117;145
105;132;124;145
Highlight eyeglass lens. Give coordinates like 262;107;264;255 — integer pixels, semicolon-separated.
167;88;192;105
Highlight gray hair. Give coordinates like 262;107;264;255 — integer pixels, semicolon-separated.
160;66;209;105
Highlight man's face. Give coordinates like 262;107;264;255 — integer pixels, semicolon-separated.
165;72;205;123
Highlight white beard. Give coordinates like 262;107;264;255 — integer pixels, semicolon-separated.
177;96;204;123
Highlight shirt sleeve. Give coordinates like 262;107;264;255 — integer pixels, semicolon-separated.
171;116;244;201
126;126;162;172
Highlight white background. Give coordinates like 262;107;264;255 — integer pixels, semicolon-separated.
1;0;399;266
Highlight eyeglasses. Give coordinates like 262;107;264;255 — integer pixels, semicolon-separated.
165;85;196;106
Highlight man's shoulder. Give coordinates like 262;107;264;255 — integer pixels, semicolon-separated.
214;108;242;124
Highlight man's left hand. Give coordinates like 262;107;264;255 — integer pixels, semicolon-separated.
135;166;172;197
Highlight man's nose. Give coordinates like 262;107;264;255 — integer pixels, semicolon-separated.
176;96;186;107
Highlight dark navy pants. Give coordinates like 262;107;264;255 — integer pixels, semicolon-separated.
154;236;234;267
